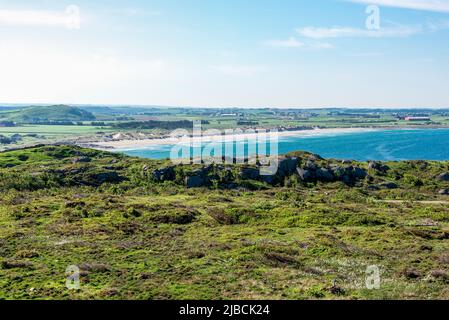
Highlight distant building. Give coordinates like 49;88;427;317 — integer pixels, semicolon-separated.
404;117;431;121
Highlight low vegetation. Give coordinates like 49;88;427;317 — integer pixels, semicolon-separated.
0;145;448;300
0;105;95;124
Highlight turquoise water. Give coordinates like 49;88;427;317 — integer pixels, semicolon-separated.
120;129;449;161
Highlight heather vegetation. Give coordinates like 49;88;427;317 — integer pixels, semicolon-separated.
0;145;448;299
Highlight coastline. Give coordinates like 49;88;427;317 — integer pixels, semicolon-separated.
89;127;377;151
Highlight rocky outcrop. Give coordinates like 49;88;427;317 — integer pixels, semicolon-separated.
298;163;367;184
185;167;214;188
151;154;375;188
278;157;298;176
297;168;315;182
315;168;335;182
185;175;206;188
379;182;398;189
239;167;260;180
368;161;389;173
72;156;91;164
152;167;175;182
437;173;449;182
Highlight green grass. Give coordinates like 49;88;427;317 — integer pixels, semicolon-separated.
0;105;95;123
0;125;112;135
0;145;448;300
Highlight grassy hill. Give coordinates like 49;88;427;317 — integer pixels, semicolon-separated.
0;145;448;300
0;105;95;123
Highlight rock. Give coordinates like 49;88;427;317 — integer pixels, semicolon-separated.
437;173;449;181
330;165;346;179
79;263;111;273
402;268;421;279
239;167;260;180
341;160;352;164
304;160;317;170
430;270;449;281
260;175;276;185
152;167;175;182
278;157;298;176
72;156;91;164
90;172;124;185
297;168;316;182
379;182;398;189
439;189;449;195
368;161;389;173
315;168;335;182
329;165;366;183
185;175;206;188
352;167;368;179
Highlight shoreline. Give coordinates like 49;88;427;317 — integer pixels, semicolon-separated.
89;127;378;151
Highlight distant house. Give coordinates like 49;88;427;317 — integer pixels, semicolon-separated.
404;117;431;121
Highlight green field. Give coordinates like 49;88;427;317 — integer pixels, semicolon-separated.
0;145;448;300
0;125;112;136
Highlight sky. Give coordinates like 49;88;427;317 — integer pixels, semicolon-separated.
0;0;449;108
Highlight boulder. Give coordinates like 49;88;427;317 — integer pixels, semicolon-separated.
368;161;389;173
315;168;335;182
72;157;91;164
239;167;260;180
379;182;398;189
330;165;346;179
352;167;368;179
185;175;206;188
437;173;449;182
304;160;317;170
329;165;367;183
260;175;276;185
152;167;175;182
89;172;124;185
297;168;316;182
278;157;298;176
438;189;449;195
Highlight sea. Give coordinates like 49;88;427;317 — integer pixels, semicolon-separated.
119;128;449;161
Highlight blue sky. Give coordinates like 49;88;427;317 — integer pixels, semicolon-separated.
0;0;449;108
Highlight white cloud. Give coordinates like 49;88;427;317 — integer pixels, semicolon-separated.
348;0;449;13
296;25;422;39
263;37;304;48
0;8;79;28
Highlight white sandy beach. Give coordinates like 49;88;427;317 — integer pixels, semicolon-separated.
91;127;376;150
